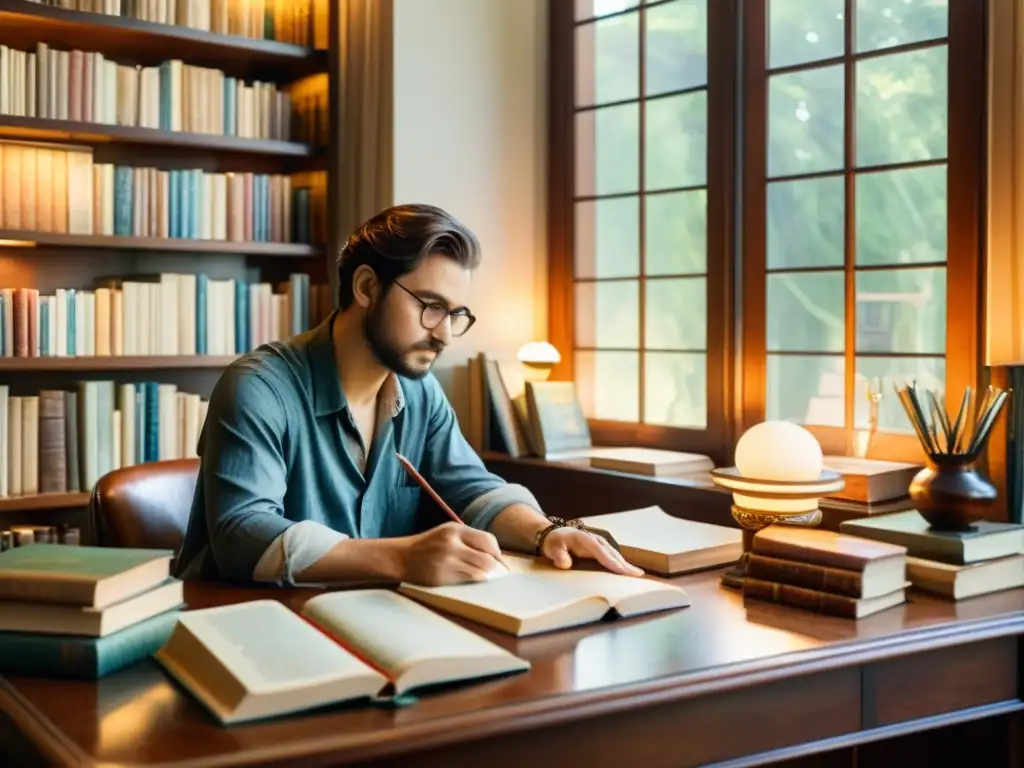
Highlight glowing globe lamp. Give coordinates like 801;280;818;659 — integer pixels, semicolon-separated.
712;420;844;589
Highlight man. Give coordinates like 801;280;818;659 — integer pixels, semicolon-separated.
175;203;642;586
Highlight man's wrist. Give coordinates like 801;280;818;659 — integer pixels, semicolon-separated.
488;503;552;554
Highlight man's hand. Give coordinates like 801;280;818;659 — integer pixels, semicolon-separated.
398;522;506;586
541;526;644;577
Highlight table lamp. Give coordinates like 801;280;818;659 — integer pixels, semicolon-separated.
711;420;845;589
517;341;561;383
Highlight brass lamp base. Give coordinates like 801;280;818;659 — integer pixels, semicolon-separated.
719;507;823;590
709;466;843;592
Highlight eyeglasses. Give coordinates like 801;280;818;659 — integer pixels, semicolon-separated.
392;280;476;337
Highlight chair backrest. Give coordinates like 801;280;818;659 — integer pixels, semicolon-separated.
89;459;200;551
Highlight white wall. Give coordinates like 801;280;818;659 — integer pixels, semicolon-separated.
392;0;549;415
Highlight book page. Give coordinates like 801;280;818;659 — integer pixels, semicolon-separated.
399;571;603;620
301;590;517;677
179;600;383;695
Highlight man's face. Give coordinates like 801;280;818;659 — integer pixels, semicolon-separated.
364;253;473;379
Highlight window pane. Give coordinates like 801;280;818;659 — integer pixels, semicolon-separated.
856;46;948;167
644;352;706;427
855;355;945;430
768;65;844;177
645;277;706;350
575;280;640;348
645;189;706;275
767;354;845;426
767;176;844;269
855;267;946;355
855;166;946;266
645;91;706;190
645;0;707;95
575;13;639;107
767;272;845;352
575;198;640;279
855;0;948;54
576;104;640;196
768;0;845;70
576;350;640;421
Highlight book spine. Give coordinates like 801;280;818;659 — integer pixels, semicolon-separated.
0;609;179;680
743;578;861;619
746;554;865;598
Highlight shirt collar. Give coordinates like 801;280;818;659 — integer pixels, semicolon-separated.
308;309;406;419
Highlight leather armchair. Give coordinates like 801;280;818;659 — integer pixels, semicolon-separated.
88;459;200;552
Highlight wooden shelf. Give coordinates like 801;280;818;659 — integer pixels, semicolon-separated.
0;492;90;512
0;355;238;372
0;115;315;157
0;0;324;76
0;229;322;257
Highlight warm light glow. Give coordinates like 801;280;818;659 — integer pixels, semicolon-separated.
517;341;561;382
0;239;35;248
734;420;823;482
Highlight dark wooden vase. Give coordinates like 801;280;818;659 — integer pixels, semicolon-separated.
908;457;998;531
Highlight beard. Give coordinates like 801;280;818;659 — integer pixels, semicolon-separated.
363;301;445;379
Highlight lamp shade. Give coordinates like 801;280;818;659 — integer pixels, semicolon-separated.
517;341;561;381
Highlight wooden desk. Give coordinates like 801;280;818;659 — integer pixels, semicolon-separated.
1;574;1023;768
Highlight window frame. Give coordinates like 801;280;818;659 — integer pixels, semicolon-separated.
548;0;986;466
548;0;740;463
739;0;985;463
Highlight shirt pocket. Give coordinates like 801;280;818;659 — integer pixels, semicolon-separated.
381;485;423;538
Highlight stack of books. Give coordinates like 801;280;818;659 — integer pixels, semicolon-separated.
819;456;920;522
840;511;1024;600
0;544;184;679
744;526;910;619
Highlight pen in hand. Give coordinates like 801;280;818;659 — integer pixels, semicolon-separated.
394;452;510;574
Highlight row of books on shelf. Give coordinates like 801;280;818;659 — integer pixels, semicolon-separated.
0;274;334;358
2;524;81;549
0;43;326;143
23;0;330;48
0;141;327;244
743;512;1024;617
1;380;209;497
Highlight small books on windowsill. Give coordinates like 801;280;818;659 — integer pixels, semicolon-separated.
743;526;909;619
587;447;714;476
576;506;742;575
154;591;529;725
397;553;690;636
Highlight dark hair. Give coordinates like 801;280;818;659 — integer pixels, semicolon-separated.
336;204;482;309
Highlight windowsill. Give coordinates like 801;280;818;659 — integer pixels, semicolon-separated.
480;451;722;491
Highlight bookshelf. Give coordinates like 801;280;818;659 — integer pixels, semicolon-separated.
0;0;338;529
0;114;318;156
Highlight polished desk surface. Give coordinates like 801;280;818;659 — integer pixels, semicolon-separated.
3;571;1024;767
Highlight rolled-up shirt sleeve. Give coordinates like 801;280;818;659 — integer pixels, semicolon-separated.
201;366;295;579
419;376;544;531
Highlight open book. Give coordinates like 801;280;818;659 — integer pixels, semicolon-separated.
398;554;690;636
154;591;529;725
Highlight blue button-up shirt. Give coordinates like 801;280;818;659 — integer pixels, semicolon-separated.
174;310;540;583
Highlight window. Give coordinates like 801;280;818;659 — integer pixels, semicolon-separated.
551;0;733;455
549;0;983;463
741;0;983;461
